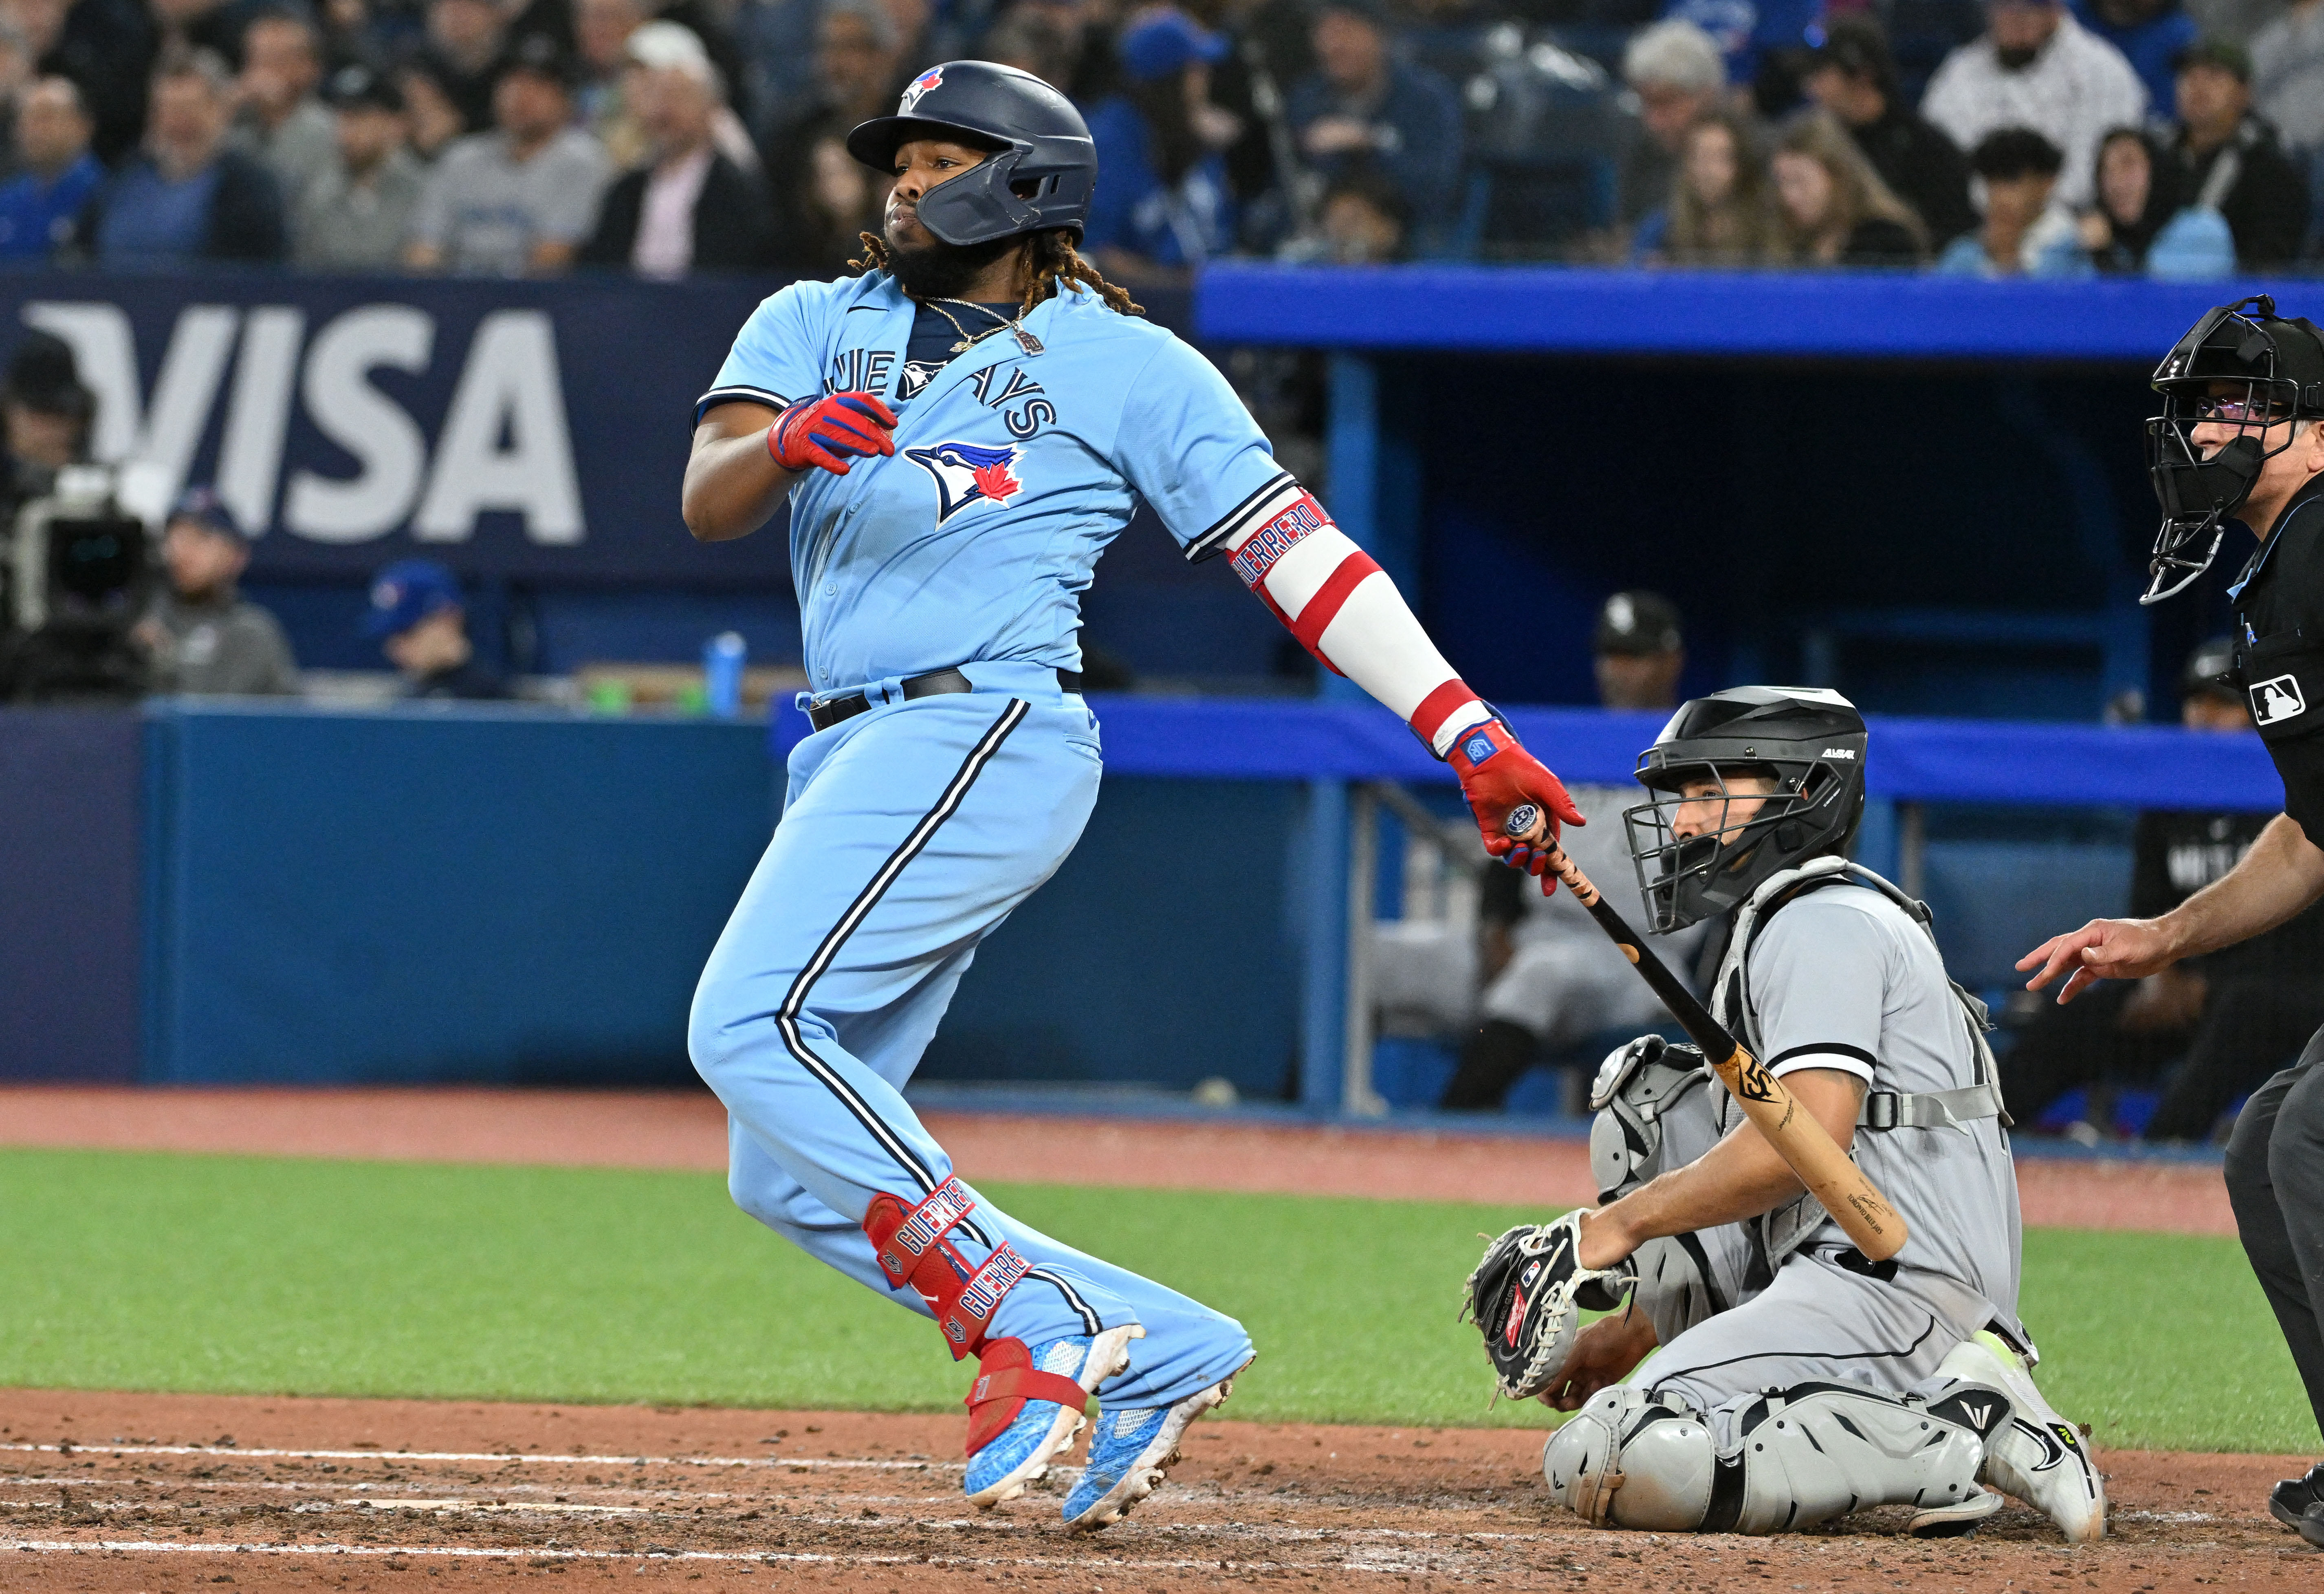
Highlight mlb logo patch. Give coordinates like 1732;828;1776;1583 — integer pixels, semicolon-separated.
2252;673;2307;727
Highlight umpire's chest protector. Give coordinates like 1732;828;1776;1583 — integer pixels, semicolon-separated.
2233;491;2324;841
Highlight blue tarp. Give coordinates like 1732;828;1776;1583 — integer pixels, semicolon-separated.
1195;265;2315;361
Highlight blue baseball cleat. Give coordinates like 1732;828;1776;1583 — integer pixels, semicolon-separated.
963;1325;1141;1509
1062;1369;1242;1530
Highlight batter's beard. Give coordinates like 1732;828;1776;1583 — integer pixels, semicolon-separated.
883;226;1022;301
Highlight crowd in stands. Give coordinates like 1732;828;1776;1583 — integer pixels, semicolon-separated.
0;0;2313;280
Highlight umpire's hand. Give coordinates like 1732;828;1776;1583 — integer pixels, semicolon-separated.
2017;917;2181;1005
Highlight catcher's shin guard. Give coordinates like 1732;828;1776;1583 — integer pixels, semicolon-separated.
1543;1381;2006;1535
864;1177;1034;1357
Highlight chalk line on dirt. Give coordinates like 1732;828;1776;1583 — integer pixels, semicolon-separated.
0;1442;954;1472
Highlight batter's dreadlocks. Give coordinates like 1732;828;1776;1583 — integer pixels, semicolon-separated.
851;229;1144;319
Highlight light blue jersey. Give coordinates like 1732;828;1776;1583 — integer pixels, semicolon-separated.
697;271;1293;697
689;270;1258;1426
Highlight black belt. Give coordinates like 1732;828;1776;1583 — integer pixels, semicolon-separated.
805;667;1083;732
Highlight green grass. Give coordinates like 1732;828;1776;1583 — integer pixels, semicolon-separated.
0;1148;2309;1453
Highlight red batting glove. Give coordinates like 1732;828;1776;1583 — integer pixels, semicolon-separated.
1447;717;1586;894
768;391;898;475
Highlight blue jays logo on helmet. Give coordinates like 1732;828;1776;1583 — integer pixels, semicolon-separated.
905;440;1026;524
898;66;943;114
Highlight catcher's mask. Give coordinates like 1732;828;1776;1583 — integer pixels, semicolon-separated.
1626;686;1868;934
2144;295;2324;604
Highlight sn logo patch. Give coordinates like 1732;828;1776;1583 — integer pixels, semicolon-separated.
2251;673;2307;727
905;441;1026;524
1461;732;1497;764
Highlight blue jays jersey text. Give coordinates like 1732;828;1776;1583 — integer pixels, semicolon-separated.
698;272;1290;696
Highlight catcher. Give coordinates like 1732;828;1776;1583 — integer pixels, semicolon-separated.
1465;687;2104;1541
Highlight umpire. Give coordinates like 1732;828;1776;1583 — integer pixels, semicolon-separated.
2022;295;2324;1546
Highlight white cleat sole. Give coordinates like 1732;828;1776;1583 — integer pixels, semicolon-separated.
1065;1365;1244;1532
967;1325;1142;1510
1909;1486;2005;1538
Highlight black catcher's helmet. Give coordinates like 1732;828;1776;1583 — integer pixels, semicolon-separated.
846;61;1097;246
1626;686;1870;933
2144;295;2324;603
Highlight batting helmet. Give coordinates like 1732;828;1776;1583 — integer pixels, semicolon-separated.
1624;686;1869;933
2144;294;2324;603
846;61;1097;246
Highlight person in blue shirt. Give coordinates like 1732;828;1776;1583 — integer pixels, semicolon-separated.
1660;0;1824;92
1284;0;1461;232
0;79;104;260
2071;0;2200;113
1079;9;1237;273
76;52;288;265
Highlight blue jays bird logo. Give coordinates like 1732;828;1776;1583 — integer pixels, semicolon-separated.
898;66;943;113
905;441;1026;524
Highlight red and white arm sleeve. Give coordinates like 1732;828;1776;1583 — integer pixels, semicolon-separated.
1219;480;1489;755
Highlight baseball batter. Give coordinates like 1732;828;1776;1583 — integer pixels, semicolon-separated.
1495;688;2104;1540
677;62;1582;1531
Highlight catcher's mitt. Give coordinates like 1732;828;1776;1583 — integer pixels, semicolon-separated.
1462;1209;1627;1401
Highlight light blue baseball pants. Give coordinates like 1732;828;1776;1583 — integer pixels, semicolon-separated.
689;663;1252;1409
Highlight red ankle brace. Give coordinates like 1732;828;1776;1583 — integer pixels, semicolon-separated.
962;1337;1093;1457
863;1176;1032;1358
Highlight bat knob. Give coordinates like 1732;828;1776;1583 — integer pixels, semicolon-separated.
1503;804;1541;840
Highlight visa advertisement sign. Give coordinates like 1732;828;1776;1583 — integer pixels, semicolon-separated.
7;271;794;583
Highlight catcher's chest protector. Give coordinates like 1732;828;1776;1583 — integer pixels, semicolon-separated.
1712;858;2009;1270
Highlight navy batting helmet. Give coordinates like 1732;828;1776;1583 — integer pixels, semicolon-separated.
845;61;1097;245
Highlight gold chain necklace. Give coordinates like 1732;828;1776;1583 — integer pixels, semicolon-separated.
922;297;1044;357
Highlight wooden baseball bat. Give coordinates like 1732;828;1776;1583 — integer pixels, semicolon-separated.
1507;813;1908;1262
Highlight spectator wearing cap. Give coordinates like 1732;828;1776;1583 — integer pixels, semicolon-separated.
2163;37;2307;266
1080;9;1240;276
1922;0;2147;207
76;51;288;264
294;63;426;267
406;33;609;274
0;330;92;522
2072;0;2199;113
1805;16;1977;248
1613;20;1725;234
363;557;508;699
579;24;771;275
230;7;337;208
1424;590;1706;1113
1934;125;2091;275
2251;0;2324;156
134;488;299;697
0;77;100;259
1284;0;1461;233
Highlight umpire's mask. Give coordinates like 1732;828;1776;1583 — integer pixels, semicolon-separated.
2144;295;2324;603
1624;687;1868;933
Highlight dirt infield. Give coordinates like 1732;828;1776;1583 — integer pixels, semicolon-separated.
0;1087;2239;1234
0;1388;2309;1592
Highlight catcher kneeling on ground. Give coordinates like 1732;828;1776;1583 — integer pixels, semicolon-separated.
1466;687;2105;1542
